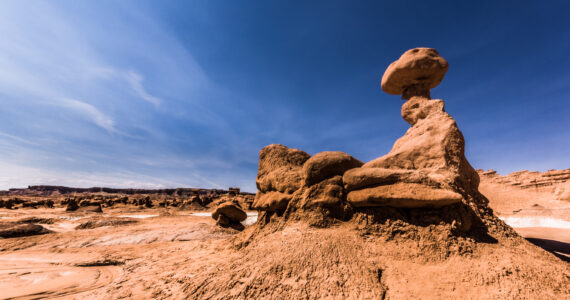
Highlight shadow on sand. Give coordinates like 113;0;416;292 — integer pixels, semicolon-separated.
525;237;570;262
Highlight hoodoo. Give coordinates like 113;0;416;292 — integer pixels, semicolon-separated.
251;47;484;230
184;48;570;299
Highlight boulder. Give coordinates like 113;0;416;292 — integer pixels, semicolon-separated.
303;151;363;186
257;167;304;194
77;204;103;213
298;175;344;209
65;198;79;211
254;144;310;212
0;222;50;238
381;47;448;99
252;191;292;212
347;182;463;208
216;214;230;227
212;202;247;223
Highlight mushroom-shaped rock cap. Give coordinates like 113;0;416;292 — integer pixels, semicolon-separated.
381;48;448;98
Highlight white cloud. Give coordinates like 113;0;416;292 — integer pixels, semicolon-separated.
0;161;177;190
58;98;116;133
125;71;162;106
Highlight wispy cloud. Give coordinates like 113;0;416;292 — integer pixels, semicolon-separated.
0;131;39;146
57;98;116;133
125;71;162;106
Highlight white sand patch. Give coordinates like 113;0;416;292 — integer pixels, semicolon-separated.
117;214;158;219
500;216;570;229
58;216;85;221
242;212;258;226
189;212;211;217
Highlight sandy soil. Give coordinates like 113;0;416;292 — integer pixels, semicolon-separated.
0;203;568;299
0;207;253;299
479;181;570;262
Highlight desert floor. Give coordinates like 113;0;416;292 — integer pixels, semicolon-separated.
0;201;568;299
0;207;256;299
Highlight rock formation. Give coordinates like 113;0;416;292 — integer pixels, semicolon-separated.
0;222;51;238
212;202;247;227
251;47;485;232
65;198;80;212
479;168;570;193
184;48;569;299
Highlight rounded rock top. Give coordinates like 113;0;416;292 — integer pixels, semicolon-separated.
381;47;448;97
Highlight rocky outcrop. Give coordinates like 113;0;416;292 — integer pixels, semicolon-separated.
65;198;80;212
555;181;570;201
252;48;483;222
478;169;570;191
0;222;51;238
0;185;253;197
252;144;310;211
184;48;568;300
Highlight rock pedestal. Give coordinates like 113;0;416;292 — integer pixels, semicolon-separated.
252;48;480;226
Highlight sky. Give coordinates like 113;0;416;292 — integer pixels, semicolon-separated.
0;1;569;192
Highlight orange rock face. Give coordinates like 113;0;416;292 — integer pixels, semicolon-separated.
381;47;448;99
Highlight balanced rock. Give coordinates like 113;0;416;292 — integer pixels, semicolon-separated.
253;48;477;213
212;202;247;226
381;47;448;100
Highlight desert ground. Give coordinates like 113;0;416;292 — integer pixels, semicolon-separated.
478;169;570;261
0;182;568;299
0;192;257;299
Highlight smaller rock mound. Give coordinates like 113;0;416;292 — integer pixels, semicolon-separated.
212;202;247;228
0;222;51;238
65;198;80;211
75;218;138;230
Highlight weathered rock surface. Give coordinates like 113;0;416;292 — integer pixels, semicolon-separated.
252;191;292;212
0;222;51;238
479;168;570;191
65;198;80;211
302;151;363;186
361;97;478;192
347;182;463;208
252;144;310;211
252;47;482;213
77;204;103;213
298;175;344;209
555;181;570;201
212;202;247;224
381;47;448;99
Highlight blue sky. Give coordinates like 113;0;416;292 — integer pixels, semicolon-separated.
1;1;569;192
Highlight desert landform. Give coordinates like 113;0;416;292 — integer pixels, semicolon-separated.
0;48;568;299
